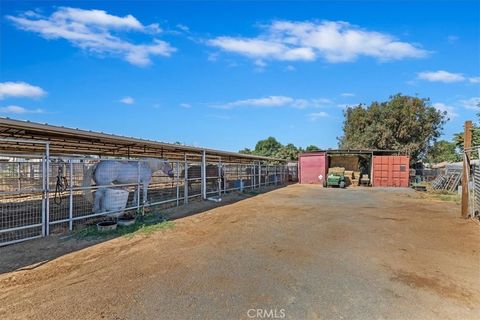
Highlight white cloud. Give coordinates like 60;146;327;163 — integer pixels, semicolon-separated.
460;97;480;110
7;7;175;66
119;96;134;104
254;59;267;67
218;96;293;109
469;77;480;83
213;96;332;109
337;103;361;109
0;105;44;114
208;20;427;64
176;24;189;32
180;103;192;108
0;81;46;100
432;102;458;118
341;92;355;97
417;70;465;83
447;35;459;43
208;37;315;62
54;7;152;31
308;111;329;121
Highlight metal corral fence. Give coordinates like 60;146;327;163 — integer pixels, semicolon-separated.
465;146;480;219
0;149;290;246
287;162;298;182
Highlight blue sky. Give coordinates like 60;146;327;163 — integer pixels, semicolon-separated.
1;1;479;152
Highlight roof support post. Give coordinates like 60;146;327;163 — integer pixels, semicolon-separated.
201;150;207;200
45;142;50;236
258;161;262;188
184;154;188;204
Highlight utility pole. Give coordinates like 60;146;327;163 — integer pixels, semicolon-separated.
461;121;472;219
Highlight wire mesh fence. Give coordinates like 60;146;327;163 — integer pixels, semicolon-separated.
0;152;293;246
473;164;479;218
0;155;46;245
287;162;299;182
465;147;480;219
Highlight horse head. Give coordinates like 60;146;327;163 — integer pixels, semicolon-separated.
146;158;174;177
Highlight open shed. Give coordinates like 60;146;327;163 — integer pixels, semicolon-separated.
298;149;410;187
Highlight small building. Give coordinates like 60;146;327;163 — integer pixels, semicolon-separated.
298;149;410;187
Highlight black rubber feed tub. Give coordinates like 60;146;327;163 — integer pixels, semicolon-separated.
97;221;117;232
117;216;136;227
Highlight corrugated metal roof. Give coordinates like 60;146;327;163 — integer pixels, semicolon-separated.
0;117;284;162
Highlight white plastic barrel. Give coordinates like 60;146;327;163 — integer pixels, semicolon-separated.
104;188;129;217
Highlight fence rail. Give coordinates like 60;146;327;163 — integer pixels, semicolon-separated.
0;148;293;246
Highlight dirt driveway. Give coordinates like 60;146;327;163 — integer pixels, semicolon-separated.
1;184;479;320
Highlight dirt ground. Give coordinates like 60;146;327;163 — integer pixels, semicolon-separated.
0;184;479;320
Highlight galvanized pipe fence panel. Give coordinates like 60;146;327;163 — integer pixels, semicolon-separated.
0;139;49;246
465;147;480;219
0;147;291;246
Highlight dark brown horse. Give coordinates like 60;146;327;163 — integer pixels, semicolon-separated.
180;164;224;193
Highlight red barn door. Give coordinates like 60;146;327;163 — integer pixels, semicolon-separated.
299;153;326;185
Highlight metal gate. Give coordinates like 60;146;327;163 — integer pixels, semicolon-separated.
0;141;49;246
473;163;480;217
466;146;480;219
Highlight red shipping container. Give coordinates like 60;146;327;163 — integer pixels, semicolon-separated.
372;155;409;187
299;153;326;185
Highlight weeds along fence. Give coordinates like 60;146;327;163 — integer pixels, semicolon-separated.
0;152;290;246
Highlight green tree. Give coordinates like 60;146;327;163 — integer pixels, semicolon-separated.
238;148;253;155
425;140;460;164
338;94;446;161
254;136;283;157
275;143;299;161
453;112;480;152
305;145;320;152
239;137;304;160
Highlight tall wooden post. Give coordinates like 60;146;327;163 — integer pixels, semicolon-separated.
461;121;472;218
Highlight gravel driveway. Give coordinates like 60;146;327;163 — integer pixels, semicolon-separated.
1;184;478;320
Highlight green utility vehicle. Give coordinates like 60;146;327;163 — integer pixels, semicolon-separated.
326;168;346;188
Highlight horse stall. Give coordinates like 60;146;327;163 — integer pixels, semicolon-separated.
0;118;291;246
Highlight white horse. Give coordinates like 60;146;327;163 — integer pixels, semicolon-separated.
83;158;173;213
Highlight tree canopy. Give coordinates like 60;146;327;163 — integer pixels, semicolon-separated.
239;137;318;161
453;112;480;151
305;145;320;152
254;137;283;157
425;140;460;163
338;94;446;161
275;143;300;160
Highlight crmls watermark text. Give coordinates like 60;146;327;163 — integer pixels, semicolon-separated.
247;308;286;319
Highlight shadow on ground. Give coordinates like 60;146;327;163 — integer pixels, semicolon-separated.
0;185;285;274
